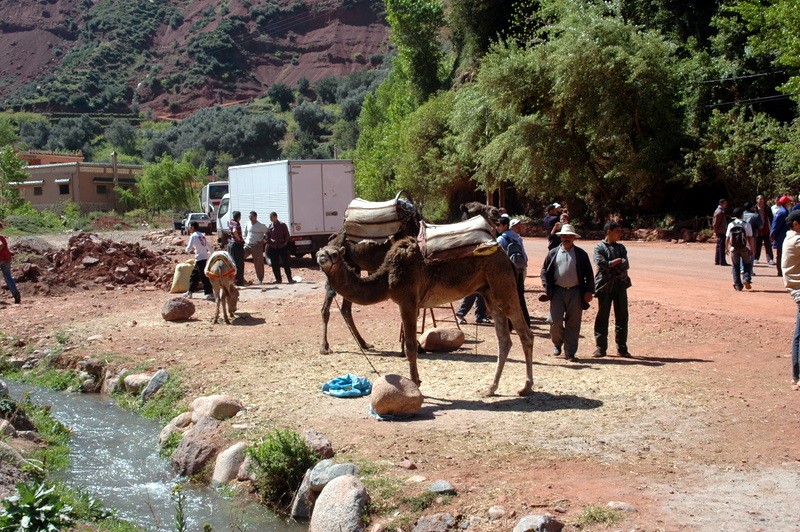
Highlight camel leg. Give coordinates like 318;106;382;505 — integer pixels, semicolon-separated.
483;306;512;397
400;307;422;387
510;310;534;396
339;298;373;350
221;286;230;325
320;286;335;354
212;282;221;324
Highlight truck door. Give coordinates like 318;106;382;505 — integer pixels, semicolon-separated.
321;163;355;232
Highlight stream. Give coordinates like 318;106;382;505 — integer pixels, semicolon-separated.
7;383;306;531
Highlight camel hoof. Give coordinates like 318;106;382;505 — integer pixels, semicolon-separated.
517;384;534;396
320;347;332;355
481;385;498;398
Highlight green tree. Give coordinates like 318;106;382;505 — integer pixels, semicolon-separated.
137;155;208;211
105;119;137;154
267;83;294;111
0;147;27;217
385;0;446;101
0;116;16;147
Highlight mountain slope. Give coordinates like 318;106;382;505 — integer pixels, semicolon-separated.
0;0;390;116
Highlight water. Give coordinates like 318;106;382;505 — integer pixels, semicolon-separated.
7;383;305;532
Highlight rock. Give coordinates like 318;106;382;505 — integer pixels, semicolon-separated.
370;374;424;416
0;419;16;438
171;416;222;476
412;512;455;532
512;514;564;532
237;455;254;481
0;380;7;397
310;458;335;492
399;458;417;470
161;297;195;321
419;328;465;352
327;463;359;485
429;480;456;495
607;500;637;512
100;368;127;395
308;475;370;532
304;429;335;459
123;373;153;394
159;411;194;446
77;358;105;379
211;442;248;486
85;335;105;342
81;378;100;393
82;256;100;267
190;394;243;420
15;431;43;443
291;468;317;519
0;441;28;468
141;369;169;401
488;505;505;520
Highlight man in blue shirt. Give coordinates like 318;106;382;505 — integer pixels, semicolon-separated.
771;196;793;277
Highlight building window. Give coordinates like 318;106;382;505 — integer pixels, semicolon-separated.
59;184;69;195
33;187;43;196
96;184;108;195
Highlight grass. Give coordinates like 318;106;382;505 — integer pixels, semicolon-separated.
18;394;71;475
112;369;187;424
575;504;624;526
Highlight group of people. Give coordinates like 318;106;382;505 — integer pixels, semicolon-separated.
457;203;632;361
183;210;294;298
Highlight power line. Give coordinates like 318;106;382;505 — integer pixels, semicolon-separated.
705;92;799;108
697;70;787;84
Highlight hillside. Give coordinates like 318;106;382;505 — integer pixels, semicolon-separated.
0;0;390;117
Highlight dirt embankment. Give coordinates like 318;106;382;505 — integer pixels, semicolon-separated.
2;230;800;530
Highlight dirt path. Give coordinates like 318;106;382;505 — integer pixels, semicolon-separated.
2;231;800;530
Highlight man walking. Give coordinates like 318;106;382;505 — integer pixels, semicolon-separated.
243;211;268;284
266;212;294;284
713;199;729;266
726;208;755;291
771;196;792;277
781;210;800;387
754;195;774;264
541;224;594;361
185;221;214;300
592;221;632;358
0;221;21;304
227;210;246;286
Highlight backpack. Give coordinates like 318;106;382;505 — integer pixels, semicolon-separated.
506;238;526;270
729;222;748;251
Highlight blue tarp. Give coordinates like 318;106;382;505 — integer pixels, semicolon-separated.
321;374;372;398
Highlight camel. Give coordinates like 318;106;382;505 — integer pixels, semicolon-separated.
204;251;239;324
320;200;503;354
316;236;534;397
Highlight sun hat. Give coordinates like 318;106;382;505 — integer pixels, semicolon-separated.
555;223;580;237
509;219;520;228
498;214;511;225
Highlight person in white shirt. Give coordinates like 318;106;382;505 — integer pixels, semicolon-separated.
185;221;213;299
725;207;755;291
243;211;269;284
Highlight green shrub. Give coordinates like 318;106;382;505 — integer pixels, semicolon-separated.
575;504;623;526
246;428;318;510
0;481;74;530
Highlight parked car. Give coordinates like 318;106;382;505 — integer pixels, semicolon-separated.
181;213;212;235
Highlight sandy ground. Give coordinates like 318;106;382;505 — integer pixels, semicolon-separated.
2;231;800;531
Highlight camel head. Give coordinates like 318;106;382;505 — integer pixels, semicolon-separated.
460;202;502;228
316;246;346;274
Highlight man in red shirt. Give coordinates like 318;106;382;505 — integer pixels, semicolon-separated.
266;212;294;284
0;221;21;304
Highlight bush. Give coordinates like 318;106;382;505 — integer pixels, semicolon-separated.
246;428;318;510
0;481;74;530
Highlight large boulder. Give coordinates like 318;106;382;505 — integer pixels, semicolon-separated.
101;368;127;395
141;369;169;401
159;411;194;446
123;373;153;395
171;416;222;476
412;512;456;532
370;374;424;416
211;442;247;486
190;394;243;421
161;297;195;321
290;469;317;519
512;515;564;532
309;475;370;532
419;328;465;352
303;429;334;459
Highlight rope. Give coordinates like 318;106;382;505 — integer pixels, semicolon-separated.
331;291;381;377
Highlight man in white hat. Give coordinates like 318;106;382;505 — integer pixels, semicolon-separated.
540;223;595;361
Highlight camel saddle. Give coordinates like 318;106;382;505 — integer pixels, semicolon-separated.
342;193;416;242
204;251;237;279
418;215;498;263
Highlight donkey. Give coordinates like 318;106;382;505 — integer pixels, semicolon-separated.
204;251;239;324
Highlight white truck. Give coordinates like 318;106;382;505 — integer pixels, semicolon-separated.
217;159;355;257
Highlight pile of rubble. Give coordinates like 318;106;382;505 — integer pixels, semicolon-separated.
8;232;180;295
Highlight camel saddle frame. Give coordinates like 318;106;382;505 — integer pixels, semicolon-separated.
342;191;417;243
418;215;498;263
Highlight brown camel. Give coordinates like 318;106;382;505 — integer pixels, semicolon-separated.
316;236;534;397
205;252;239;325
320;201;503;354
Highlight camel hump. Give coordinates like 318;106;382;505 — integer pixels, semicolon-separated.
343;196;417;242
205;251;237;279
418;216;498;262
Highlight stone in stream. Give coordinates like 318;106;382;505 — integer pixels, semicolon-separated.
211;442;247;486
141;369;169;401
308;475;370;532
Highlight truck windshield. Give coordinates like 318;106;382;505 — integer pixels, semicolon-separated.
217;198;229;219
209;185;228;200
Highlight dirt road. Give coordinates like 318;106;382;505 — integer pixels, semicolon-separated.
2;232;800;530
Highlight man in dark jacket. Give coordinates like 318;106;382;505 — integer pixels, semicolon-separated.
543;203;562;250
266;212;295;284
540;224;595;361
754;194;774;265
592;221;632;358
713;199;729;266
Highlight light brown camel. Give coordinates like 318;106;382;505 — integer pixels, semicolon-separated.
205;252;239;325
316;236;534;397
320;201;502;354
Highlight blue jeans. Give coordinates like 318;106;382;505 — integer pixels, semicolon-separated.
0;261;20;301
793;305;800;381
730;248;752;288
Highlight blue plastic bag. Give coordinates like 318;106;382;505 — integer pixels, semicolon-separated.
321;374;372;398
